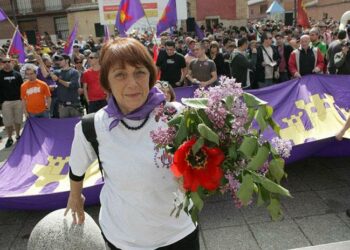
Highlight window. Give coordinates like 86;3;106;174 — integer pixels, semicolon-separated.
16;0;32;14
54;16;69;40
260;4;267;14
45;0;62;11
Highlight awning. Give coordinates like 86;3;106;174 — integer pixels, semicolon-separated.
266;1;285;14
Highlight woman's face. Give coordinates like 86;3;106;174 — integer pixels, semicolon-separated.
108;64;150;114
210;46;218;54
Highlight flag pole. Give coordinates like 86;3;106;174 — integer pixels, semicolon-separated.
143;11;159;46
5;17;28;43
6;25;18;57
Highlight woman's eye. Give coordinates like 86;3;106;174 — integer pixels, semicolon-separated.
115;73;126;79
135;71;146;76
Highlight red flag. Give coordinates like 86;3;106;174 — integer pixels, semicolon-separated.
297;0;310;28
153;44;161;80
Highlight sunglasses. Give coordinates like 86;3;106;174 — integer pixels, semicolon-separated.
2;61;11;63
89;57;97;59
267;37;273;40
73;46;80;48
75;61;83;64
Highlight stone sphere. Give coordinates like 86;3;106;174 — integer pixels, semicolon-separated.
27;209;106;250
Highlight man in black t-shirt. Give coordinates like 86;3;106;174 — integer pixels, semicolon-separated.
156;40;186;88
0;56;24;148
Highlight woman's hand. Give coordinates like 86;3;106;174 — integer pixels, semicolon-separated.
336;130;345;141
64;193;86;224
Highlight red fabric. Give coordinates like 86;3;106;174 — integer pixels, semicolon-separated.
288;52;298;76
153;45;161;80
297;0;310;28
81;69;106;101
315;48;325;71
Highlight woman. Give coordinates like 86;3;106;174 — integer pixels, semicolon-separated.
65;38;198;250
208;41;226;77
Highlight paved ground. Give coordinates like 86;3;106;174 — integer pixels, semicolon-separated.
1;127;350;250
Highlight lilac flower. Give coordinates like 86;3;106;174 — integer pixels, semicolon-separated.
259;161;269;175
224;172;246;208
205;103;227;129
271;137;293;158
150;126;176;147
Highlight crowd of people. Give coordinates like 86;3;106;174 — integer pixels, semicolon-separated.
0;17;350;249
0;18;349;149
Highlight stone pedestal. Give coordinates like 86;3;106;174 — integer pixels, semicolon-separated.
27;209;105;250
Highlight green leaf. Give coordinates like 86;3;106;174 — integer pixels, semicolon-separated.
269;158;285;183
190;192;204;211
174;118;187;146
266;105;273;118
243;92;268;107
168;115;183;127
192;137;204;155
238;136;258;158
190;207;200;224
255;106;268;132
267;198;283;221
197;109;212;127
198;123;219;145
182;98;208;109
257;185;270;206
261;178;291;197
267;118;281;135
237;174;254;205
228;144;238;160
246;144;270;171
225;95;234;109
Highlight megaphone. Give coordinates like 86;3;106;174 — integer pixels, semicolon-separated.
339;11;350;30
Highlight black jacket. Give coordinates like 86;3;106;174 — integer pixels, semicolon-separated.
256;45;280;82
229;50;256;87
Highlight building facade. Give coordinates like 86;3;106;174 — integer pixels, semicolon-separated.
248;0;350;23
188;0;248;28
0;0;96;44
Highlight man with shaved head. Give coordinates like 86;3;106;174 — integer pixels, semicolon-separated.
288;35;324;78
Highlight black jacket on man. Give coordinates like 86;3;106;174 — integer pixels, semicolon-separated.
256;45;280;83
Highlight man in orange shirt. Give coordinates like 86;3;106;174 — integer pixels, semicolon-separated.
21;65;51;118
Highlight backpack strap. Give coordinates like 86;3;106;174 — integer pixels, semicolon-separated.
81;113;104;181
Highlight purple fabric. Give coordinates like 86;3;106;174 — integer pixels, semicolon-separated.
115;0;145;37
2;75;350;210
195;22;205;40
63;22;78;56
104;87;165;130
104;25;110;43
156;0;177;36
9;29;25;63
0;8;7;22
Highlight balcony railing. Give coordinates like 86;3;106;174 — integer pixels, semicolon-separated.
1;0;94;15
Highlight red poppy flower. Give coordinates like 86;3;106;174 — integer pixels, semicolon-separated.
171;138;225;192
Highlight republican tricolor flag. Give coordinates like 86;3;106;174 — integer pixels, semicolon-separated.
156;0;177;36
115;0;145;37
63;22;78;55
0;8;8;22
8;28;26;63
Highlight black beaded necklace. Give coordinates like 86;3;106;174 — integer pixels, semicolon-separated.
120;115;150;130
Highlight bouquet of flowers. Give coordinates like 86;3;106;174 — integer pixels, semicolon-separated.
151;77;292;223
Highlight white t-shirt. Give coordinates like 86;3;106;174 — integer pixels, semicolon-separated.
69;107;195;250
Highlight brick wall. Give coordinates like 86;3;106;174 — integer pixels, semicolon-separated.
196;0;237;20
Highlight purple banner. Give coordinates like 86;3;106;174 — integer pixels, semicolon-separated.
1;75;350;210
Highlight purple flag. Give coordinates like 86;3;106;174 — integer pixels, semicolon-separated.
104;25;110;43
3;75;350;210
64;22;78;55
195;22;204;40
115;0;145;37
0;8;8;22
8;29;25;63
156;0;177;36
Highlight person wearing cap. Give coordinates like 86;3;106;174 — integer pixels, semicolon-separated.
50;54;82;118
334;40;350;75
0;56;24;148
71;43;83;63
